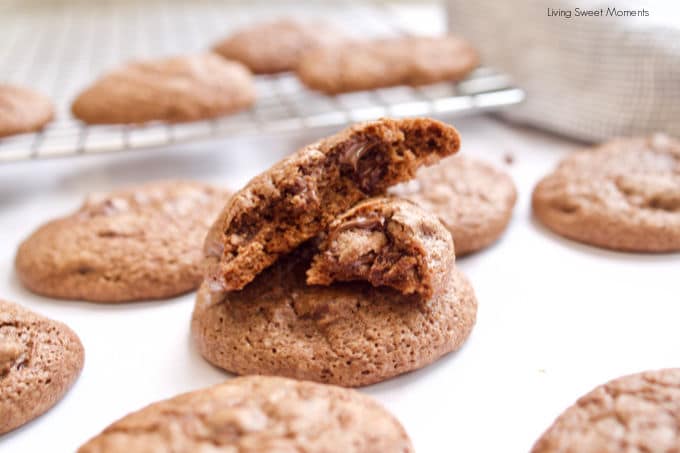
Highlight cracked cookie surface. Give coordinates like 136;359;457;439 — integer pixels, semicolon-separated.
532;135;680;252
71;53;255;124
78;375;413;453
390;155;517;256
297;35;478;94
0;84;54;138
16;180;231;302
532;368;680;453
213;19;347;74
209;117;461;292
306;197;454;298
0;300;84;434
194;231;476;387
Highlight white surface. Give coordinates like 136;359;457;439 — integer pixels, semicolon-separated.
1;115;679;452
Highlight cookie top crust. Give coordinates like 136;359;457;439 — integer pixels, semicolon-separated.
194;235;476;387
297;35;479;94
16;180;231;303
78;375;414;453
71;53;255;124
306;197;454;298
0;84;54;138
390;156;517;256
213;19;347;74
208;117;461;292
0;300;84;434
532;368;680;453
532;134;680;252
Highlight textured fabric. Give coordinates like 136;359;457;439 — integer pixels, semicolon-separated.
447;0;680;142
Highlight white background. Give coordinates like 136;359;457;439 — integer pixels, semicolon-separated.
2;0;680;451
1;115;679;452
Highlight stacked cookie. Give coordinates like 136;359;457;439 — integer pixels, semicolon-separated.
191;117;478;387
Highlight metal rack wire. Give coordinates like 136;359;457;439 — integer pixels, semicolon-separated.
0;0;524;163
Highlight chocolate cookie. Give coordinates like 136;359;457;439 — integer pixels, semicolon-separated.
390;156;517;256
71;53;255;124
193;238;476;387
16;181;231;303
297;35;479;94
532;135;680;252
210;117;461;292
532;369;680;453
307;197;454;298
213;19;346;74
0;84;54;138
78;376;413;453
0;300;84;434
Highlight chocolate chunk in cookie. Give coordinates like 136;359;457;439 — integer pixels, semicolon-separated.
16;181;231;303
0;300;84;434
71;53;255;124
209;117;461;292
78;376;413;453
306;197;454;298
213;19;347;74
532;369;680;453
297;35;479;94
390;156;517;256
0;84;54;138
533;134;680;252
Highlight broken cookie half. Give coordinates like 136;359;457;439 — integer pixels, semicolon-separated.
306;197;454;299
210;117;461;291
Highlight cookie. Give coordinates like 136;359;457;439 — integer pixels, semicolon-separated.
209;117;461;292
71;53;255;124
306;197;454;298
0;300;84;434
532;134;680;252
532;368;680;453
16;181;231;303
297;35;479;94
213;19;346;74
390;156;517;256
78;376;413;453
193;237;476;387
0;84;54;138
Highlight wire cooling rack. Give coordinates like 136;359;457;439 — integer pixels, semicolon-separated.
0;0;524;163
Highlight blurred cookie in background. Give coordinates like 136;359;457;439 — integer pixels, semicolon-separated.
0;84;54;138
213;19;347;74
390;155;517;256
71;54;255;125
297;35;479;94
